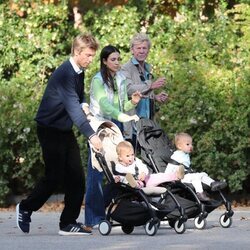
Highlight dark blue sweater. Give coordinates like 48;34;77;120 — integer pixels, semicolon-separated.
35;60;95;139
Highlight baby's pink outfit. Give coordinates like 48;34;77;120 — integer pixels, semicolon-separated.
138;172;177;188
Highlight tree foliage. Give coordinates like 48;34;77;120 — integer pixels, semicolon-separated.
0;0;249;205
0;0;76;205
82;1;249;193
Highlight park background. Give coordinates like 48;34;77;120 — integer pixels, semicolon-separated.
0;0;249;206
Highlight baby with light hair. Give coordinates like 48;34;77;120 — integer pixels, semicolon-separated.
114;141;184;188
165;132;227;201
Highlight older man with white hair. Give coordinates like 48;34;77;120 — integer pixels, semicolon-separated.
121;32;168;146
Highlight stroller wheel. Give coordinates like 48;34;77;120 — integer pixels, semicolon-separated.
194;216;207;230
219;213;233;228
121;225;134;234
99;220;112;236
168;219;175;228
145;220;158;236
174;220;186;234
156;220;161;229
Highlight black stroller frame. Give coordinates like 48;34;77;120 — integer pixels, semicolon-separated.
95;152;187;236
147;152;209;229
136;118;234;230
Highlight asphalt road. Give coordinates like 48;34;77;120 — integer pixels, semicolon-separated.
1;207;249;250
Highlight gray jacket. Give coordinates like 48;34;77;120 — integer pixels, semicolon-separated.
121;59;155;99
120;58;155;139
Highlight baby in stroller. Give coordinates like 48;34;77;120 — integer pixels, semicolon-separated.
136;118;234;229
113;141;185;188
165;132;227;201
90;120;187;235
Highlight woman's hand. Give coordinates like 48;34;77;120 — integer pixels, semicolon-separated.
131;115;140;122
118;114;140;122
131;91;142;105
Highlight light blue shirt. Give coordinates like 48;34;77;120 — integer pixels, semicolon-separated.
131;57;151;118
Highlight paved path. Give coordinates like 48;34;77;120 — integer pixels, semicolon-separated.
0;207;249;250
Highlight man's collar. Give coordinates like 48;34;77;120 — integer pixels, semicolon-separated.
131;57;140;65
131;56;151;72
69;57;83;74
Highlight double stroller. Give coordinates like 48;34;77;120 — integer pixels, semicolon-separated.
89;118;195;236
135;118;234;229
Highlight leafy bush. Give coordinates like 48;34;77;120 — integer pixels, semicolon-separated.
82;4;141;94
0;1;76;206
82;2;250;193
147;4;250;192
0;1;249;205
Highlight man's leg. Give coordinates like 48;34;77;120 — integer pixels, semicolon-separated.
17;126;65;233
59;131;85;229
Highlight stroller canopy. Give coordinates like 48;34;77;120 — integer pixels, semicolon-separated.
89;116;124;172
136;118;175;173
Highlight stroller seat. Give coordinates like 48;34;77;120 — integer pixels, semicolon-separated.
95;151;186;236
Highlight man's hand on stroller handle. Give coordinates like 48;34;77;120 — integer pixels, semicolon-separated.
89;134;103;152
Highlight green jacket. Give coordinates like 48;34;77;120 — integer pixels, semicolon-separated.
89;71;135;122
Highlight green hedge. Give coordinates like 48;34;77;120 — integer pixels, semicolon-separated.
146;6;250;192
0;1;249;205
0;1;77;205
83;3;249;192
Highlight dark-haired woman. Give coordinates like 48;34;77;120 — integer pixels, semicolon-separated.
84;45;141;231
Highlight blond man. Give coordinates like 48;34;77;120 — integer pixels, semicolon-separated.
16;34;102;236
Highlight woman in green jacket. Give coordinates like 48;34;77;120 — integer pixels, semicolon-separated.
84;45;141;231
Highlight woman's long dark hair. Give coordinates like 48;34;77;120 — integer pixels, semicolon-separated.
100;45;120;91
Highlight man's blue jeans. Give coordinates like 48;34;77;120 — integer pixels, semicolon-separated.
84;152;105;227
